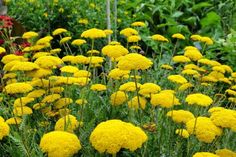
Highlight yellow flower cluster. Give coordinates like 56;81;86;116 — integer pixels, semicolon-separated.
186;117;222;143
185;93;213;107
40;131;81;157
55;115;79;132
117;53;153;70
209;107;236;131
0;117;10;140
90;119;147;154
81;28;106;39
167;110;195;124
151;90;180;108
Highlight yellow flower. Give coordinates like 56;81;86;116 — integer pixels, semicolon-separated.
138;83;161;96
110;91;127;106
0;46;6;54
151;34;169;42
6;117;22;125
87;49;100;55
90;84;107;91
104;29;113;35
166;110;195;124
184;64;206;72
200;36;214;45
181;69;200;77
75;99;88;105
81;28;106;39
55;115;79;132
4;82;33;94
1;54;27;64
0;119;10;140
131;21;146;27
185;93;213;107
119;82;141;92
13;106;33;116
168;75;188;84
130;45;141;50
60;37;71;44
117;53;153;70
172;55;191;63
89;119;147;154
50;48;61;54
178;83;193;91
150;91;180;108
190;34;202;41
198;58;221;66
172;33;185;40
60;65;79;74
120;28;138;37
71;39;86;46
36;36;53;45
49;87;64;93
22;31;38;39
186;117;222;143
73;55;89;64
102;44;129;59
127;35;141;43
215;149;236;157
26;68;52;78
175;129;189;138
74;70;91;78
35;56;63;69
128;96;147;109
108;68;130;80
32;52;51;60
33;103;46;110
2;73;16;80
40;131;81;157
201;76;218;83
161;64;173;70
10;61;39;71
54;98;73;109
13;97;34;107
210;108;236;131
52;28;68;36
41;94;61;103
193;152;219;157
184;48;203;61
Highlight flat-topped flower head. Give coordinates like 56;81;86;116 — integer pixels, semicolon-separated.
186;117;222;143
127;35;141;43
117;53;152;70
120;28;138;37
89;119;147;154
151;34;169;42
193;152;219;157
172;55;191;63
90;84;107;91
71;39;86;46
168;75;188;84
131;21;146;27
0;118;10;140
40;131;81;157
22;31;38;39
102;44;128;59
4;82;33;94
185;93;213;107
172;33;185;40
167;110;195;124
52;28;68;36
81;28;106;39
55;115;79;132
